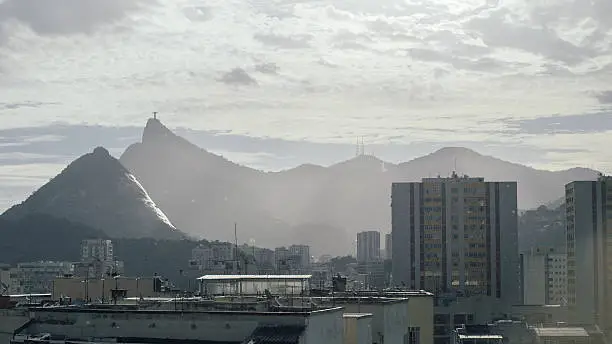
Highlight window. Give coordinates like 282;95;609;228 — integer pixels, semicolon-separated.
408;327;421;344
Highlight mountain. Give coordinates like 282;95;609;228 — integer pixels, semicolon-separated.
2;146;184;240
0;213;201;286
518;204;566;253
120;119;598;254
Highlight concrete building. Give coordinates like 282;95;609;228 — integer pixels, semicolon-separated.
0;264;10;294
52;276;163;301
391;175;520;308
385;233;392;260
565;176;612;330
12;306;345;344
357;231;381;263
520;248;567;305
356;261;386;290
77;239;122;279
289;244;311;271
8;261;73;294
343;313;373;344
81;239;113;262
532;327;591;344
190;242;237;274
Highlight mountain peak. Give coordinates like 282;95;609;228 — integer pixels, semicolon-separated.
2;146;184;240
143;117;176;144
92;146;110;157
432;147;481;157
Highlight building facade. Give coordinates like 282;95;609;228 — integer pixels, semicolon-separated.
9;261;74;294
81;239;113;262
385;233;392;260
565;176;612;329
356;231;381;263
391;175;519;306
289;245;311;271
520;248;567;305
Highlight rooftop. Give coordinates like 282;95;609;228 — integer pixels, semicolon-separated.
343;313;373;319
533;327;589;337
197;275;312;281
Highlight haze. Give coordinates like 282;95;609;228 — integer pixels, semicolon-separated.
0;0;611;211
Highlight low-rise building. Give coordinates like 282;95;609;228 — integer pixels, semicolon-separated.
343;313;372;344
532;327;591;344
52;276;163;302
12;306;345;344
9;261;74;294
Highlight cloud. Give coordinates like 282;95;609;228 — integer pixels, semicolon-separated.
0;0;150;37
465;10;594;65
253;33;312;49
218;68;258;86
511;111;612;134
595;91;612;104
254;62;280;75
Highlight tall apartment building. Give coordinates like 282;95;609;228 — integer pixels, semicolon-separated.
357;231;381;263
565;176;612;329
385;233;392;260
520;248;567;305
391;175;519;304
289;245;311;271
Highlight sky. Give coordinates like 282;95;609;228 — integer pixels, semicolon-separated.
0;0;611;211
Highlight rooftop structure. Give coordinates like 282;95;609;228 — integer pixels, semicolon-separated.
197;275;312;297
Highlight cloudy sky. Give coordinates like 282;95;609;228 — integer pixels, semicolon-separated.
0;0;611;211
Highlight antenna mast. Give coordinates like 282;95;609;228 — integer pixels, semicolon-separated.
234;223;240;275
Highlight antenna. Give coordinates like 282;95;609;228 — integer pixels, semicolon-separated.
234;223;239;275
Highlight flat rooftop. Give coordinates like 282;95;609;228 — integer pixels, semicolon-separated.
533;327;589;337
198;275;312;281
343;313;373;319
458;334;503;340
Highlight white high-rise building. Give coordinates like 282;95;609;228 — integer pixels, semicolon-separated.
357;231;381;263
565;176;612;330
391;175;519;304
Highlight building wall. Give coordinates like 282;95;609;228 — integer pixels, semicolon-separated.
407;296;434;344
357;231;381;263
9;261;74;294
385;234;392;260
341;300;408;344
343;315;372;344
25;308;343;343
392;178;519;310
53;277;160;301
546;253;567;305
302;309;344;344
565;180;612;327
521;252;547;305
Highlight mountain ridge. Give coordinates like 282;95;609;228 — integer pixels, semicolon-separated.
118;119;598;254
